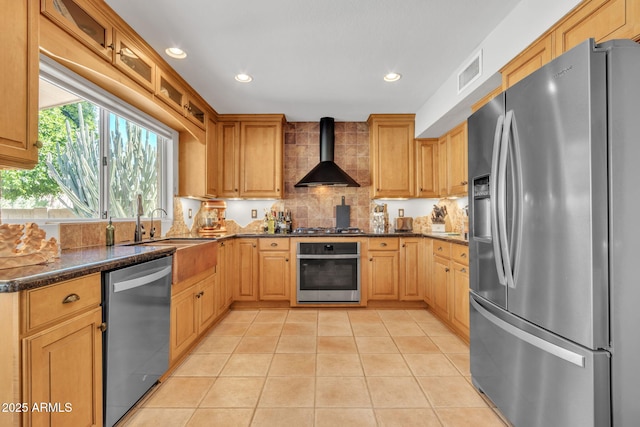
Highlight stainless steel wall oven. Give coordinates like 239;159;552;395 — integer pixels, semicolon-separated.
296;242;360;303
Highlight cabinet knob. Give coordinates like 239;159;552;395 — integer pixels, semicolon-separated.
33;140;44;149
271;242;278;247
62;293;80;304
107;43;114;50
380;242;387;247
461;268;467;273
98;322;107;332
445;268;450;272
437;247;442;251
461;253;467;258
285;258;289;262
369;258;373;262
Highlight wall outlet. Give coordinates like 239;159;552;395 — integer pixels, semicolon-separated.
398;209;404;218
188;208;193;219
251;209;258;219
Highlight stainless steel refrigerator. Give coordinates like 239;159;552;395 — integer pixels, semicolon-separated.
468;38;640;427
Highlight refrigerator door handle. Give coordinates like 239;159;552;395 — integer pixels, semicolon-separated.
490;114;507;286
508;112;524;289
470;297;585;367
498;111;515;289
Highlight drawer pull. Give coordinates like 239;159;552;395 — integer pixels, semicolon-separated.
380;242;387;247
437;247;443;251
270;242;278;247
461;268;467;273
461;253;467;258
62;293;80;304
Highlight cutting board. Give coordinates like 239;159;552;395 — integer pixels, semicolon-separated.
336;196;350;228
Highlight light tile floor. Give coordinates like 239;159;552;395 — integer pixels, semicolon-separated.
121;309;508;427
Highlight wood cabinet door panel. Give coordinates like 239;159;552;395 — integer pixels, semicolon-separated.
437;135;448;196
448;122;468;196
399;238;424;300
432;255;451;319
235;239;258;301
417;139;439;198
170;288;198;362
23;307;102;427
198;274;217;331
259;252;290;300
218;122;241;197
113;30;155;92
451;262;470;340
0;0;38;168
41;0;113;61
240;121;283;198
554;0;638;55
368;251;399;300
501;34;553;89
371;123;415;198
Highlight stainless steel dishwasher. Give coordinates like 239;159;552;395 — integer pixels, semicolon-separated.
103;256;172;427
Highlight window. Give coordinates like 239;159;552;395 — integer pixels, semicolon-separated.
0;56;175;221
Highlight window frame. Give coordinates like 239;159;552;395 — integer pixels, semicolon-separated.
31;55;177;221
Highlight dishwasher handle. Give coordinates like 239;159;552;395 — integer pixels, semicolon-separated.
113;265;172;293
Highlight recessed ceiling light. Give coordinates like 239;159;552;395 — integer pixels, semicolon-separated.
165;47;187;59
235;73;253;83
384;72;402;82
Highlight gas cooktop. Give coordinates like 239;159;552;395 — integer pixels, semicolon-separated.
292;227;365;235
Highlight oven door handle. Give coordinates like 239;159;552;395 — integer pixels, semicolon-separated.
297;254;360;259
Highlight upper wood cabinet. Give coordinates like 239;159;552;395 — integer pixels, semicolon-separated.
240;119;284;198
437;121;468;197
41;0;113;61
501;0;640;91
447;122;468;196
0;0;39;169
416;138;439;198
157;70;207;129
218;121;241;197
113;30;156;92
554;0;640;54
501;34;553;90
218;115;285;199
368;114;416;199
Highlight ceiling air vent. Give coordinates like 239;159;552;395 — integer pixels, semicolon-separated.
458;50;482;94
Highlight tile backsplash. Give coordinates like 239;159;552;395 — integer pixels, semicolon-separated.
282;121;371;230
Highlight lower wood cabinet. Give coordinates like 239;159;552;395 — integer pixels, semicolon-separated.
234;238;259;301
399;237;425;300
19;274;103;427
170;270;217;366
367;237;400;300
258;238;291;301
216;239;233;313
427;239;470;342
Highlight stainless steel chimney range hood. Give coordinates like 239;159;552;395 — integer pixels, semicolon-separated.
294;117;360;187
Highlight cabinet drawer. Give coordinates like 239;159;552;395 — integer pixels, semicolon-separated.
22;273;101;333
451;244;469;265
368;237;399;251
258;238;290;251
433;241;451;258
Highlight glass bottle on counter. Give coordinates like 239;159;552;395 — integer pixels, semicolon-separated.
106;217;115;246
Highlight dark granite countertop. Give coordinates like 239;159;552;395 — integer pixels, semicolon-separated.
0;245;175;293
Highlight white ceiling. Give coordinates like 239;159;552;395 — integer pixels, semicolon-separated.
104;0;522;125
